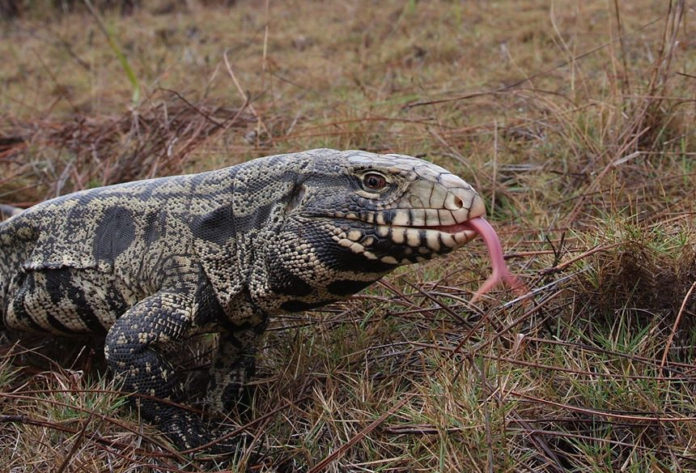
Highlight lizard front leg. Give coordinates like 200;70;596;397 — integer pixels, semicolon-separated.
104;291;245;452
206;327;264;414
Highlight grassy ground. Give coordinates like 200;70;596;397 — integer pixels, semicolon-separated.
1;0;696;471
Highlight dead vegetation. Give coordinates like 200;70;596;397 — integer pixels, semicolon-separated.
1;0;696;472
1;90;255;205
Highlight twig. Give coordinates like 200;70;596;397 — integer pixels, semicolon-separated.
541;243;622;275
222;50;271;140
509;389;696;422
308;394;413;473
56;414;93;473
158;89;224;127
660;281;696;371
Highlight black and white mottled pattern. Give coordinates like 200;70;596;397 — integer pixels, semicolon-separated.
0;148;485;453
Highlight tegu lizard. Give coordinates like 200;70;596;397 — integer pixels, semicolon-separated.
0;148;522;454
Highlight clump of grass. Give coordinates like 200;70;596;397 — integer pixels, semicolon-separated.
575;221;696;324
0;342;152;472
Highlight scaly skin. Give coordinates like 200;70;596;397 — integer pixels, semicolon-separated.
0;148;485;454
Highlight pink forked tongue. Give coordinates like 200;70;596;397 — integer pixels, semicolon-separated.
465;217;527;303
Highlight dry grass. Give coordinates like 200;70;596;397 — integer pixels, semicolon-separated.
1;91;255;204
1;0;696;471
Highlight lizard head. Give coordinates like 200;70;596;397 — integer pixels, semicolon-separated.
266;149;486;307
286;150;485;266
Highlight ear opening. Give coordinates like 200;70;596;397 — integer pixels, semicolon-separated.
285;184;306;214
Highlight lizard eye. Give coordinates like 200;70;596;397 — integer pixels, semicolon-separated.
362;172;388;191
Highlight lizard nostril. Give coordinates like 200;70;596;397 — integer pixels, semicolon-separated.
444;193;467;211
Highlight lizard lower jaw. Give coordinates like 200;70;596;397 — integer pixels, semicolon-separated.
437;223;480;246
433;225;478;248
331;218;481;257
410;221;479;247
369;221;479;252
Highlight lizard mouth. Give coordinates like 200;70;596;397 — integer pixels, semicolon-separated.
365;216;527;300
434;221;477;233
392;216;528;301
375;219;479;252
424;220;478;239
327;203;486;262
329;213;527;301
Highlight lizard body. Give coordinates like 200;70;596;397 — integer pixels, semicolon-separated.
0;148;485;453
